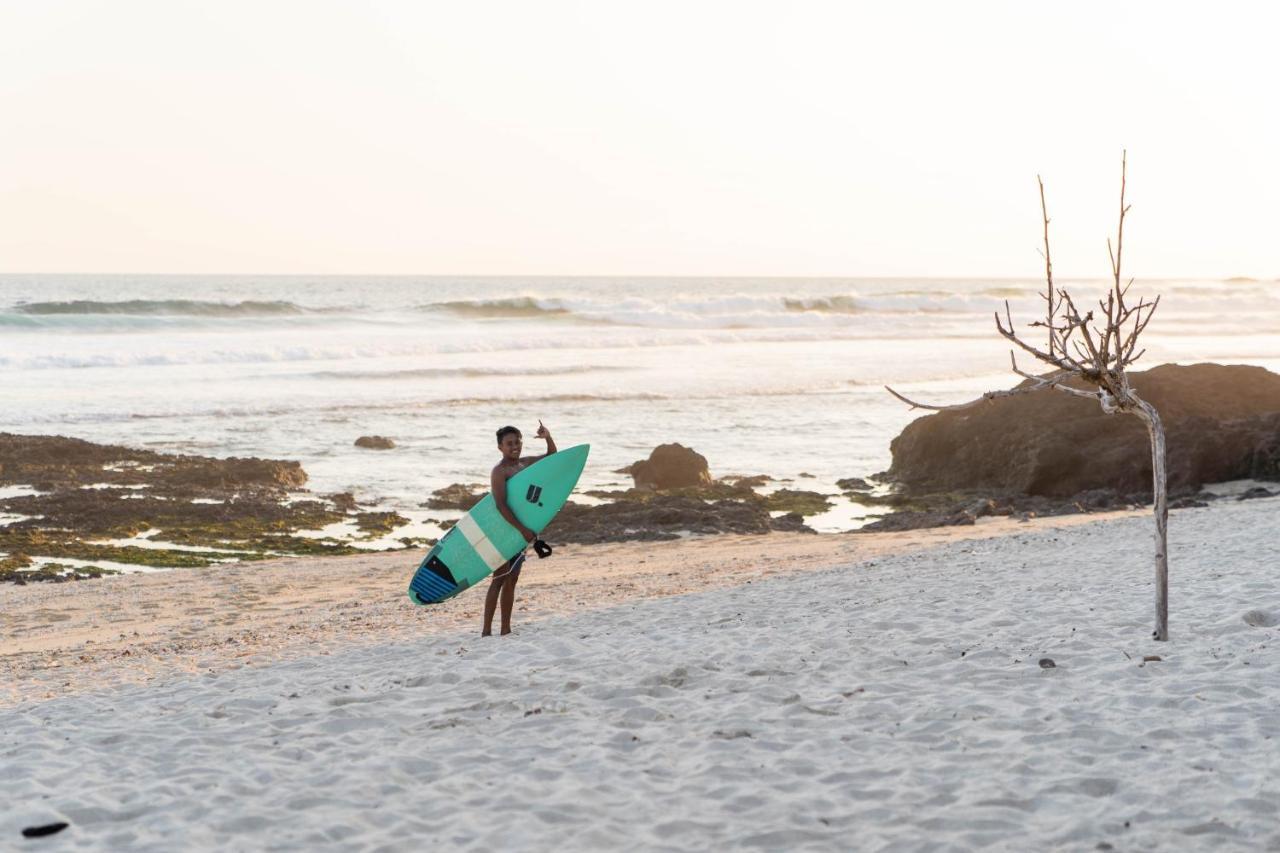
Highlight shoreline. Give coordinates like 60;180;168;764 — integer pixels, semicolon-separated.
1;507;1147;707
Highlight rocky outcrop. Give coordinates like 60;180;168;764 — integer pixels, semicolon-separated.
421;483;485;510
0;433;404;583
547;495;813;544
885;364;1280;498
630;444;712;490
355;436;396;450
836;477;875;493
0;433;306;491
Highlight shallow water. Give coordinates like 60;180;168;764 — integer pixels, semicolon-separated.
3;274;1278;528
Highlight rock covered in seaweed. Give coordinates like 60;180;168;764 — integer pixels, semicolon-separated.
0;432;306;491
421;483;486;510
547;495;813;544
0;433;408;582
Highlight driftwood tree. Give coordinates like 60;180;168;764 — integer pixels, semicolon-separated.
887;152;1171;640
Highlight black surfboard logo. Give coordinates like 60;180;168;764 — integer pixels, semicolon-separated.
525;484;543;505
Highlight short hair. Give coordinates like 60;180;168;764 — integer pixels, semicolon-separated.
496;425;522;445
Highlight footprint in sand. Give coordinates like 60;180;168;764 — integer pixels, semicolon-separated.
34;610;72;623
1242;609;1278;627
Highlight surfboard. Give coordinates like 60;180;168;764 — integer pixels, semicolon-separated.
408;444;590;605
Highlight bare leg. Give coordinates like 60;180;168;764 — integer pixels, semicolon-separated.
499;569;519;635
482;566;509;636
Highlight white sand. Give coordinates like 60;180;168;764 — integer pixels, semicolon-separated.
3;499;1279;850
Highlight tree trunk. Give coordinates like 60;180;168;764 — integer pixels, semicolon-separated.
1132;396;1169;641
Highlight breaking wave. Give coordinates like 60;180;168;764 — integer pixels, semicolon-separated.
301;365;631;381
14;299;316;317
414;291;1018;328
425;297;572;319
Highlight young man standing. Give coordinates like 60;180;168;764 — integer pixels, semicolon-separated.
483;420;556;636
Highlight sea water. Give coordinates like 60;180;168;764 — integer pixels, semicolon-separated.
2;274;1278;532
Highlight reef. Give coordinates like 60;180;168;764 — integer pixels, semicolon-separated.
0;433;411;582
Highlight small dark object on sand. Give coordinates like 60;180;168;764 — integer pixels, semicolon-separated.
22;822;70;838
1038;658;1056;669
1142;655;1162;662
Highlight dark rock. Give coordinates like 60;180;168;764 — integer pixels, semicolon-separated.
856;496;997;532
721;474;773;489
552;467;820;543
629;443;712;490
595;482;832;516
548;495;787;544
850;487;1197;534
354;435;396;450
762;489;832;515
328;492;359;512
0;432;307;491
770;512;816;534
856;508;977;532
836;477;875;492
354;511;409;535
1069;488;1130;512
587;480;757;503
161;457;307;490
1038;658;1056;669
1169;496;1210;509
886;364;1280;498
421;483;485;510
1237;486;1275;501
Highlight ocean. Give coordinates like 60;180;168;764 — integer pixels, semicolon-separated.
3;274;1279;534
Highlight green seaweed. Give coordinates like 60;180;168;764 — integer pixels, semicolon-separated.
0;552;33;572
354;511;410;537
0;558;121;584
0;531;219;567
762;489;833;515
583;482;833;517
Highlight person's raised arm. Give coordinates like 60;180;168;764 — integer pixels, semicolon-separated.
492;467;534;542
534;419;556;457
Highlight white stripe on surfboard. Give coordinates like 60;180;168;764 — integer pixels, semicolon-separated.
455;514;507;571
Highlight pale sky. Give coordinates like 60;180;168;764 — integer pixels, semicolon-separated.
1;1;1276;277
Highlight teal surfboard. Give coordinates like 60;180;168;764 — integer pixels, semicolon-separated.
408;444;589;605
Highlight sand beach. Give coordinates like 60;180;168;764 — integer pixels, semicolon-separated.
4;498;1278;850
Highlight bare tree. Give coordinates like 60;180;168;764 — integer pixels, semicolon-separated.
886;152;1170;641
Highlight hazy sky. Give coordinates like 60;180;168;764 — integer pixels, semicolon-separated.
1;1;1276;277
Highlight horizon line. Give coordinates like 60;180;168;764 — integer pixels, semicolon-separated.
1;271;1273;282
